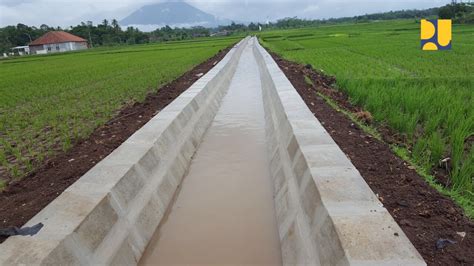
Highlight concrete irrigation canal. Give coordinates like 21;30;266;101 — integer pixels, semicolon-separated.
0;37;426;265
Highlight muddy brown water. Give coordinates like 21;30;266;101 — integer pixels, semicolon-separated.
140;40;282;265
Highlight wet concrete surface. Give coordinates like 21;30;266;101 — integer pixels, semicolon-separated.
140;39;282;265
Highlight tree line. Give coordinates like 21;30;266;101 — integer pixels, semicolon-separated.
255;2;473;31
1;2;472;54
0;19;212;54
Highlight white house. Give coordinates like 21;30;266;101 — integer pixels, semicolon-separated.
29;31;88;55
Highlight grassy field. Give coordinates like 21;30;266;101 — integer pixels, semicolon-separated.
260;20;473;207
0;36;239;182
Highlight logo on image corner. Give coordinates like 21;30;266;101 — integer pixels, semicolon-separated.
421;19;452;51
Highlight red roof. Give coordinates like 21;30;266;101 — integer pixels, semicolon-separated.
30;31;87;46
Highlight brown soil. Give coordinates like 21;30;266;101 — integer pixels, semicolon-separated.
270;52;474;265
0;46;233;243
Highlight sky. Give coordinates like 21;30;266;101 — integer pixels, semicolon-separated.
0;0;451;28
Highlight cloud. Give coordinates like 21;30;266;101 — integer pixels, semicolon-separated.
190;0;450;21
0;0;451;27
0;0;35;7
303;4;320;14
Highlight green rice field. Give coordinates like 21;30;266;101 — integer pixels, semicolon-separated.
0;36;239;182
260;20;473;209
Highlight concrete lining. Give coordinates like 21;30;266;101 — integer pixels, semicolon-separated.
253;38;425;265
139;37;282;265
0;37;250;265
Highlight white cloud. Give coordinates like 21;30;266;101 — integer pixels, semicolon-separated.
303;4;319;14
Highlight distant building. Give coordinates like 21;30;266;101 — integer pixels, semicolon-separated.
29;31;88;55
210;30;230;37
11;46;30;56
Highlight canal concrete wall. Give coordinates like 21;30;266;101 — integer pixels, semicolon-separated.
253;38;425;265
0;37;249;265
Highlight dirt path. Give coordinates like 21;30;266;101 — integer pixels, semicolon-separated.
0;46;233;243
269;52;474;265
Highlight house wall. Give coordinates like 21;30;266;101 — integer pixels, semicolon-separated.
29;45;44;55
29;42;88;54
70;42;88;51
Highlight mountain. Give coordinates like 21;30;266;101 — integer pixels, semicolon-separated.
120;1;232;30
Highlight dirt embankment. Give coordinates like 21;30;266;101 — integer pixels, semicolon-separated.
269;52;474;265
0;46;232;243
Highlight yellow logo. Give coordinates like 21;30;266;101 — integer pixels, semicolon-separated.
421;19;452;50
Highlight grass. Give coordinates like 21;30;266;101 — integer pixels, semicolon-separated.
304;74;382;140
260;20;473;213
0;36;239;180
